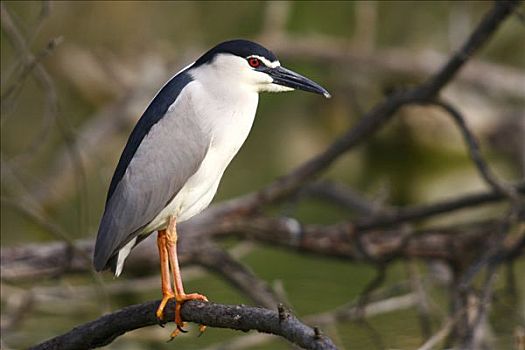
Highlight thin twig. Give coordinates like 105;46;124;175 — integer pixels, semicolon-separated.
427;99;519;202
417;316;459;350
355;181;524;230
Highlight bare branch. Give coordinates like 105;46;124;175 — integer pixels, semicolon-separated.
418;0;521;97
0;218;491;282
29;300;337;350
3;181;523;281
216;217;507;263
354;181;524;230
204;293;418;350
427;99;520;202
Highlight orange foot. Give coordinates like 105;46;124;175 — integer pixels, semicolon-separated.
156;292;209;339
170;293;209;339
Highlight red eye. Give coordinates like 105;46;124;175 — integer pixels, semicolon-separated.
248;57;261;68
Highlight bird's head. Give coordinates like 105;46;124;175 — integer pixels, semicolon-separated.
191;39;331;98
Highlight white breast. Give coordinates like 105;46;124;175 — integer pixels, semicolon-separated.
142;79;259;232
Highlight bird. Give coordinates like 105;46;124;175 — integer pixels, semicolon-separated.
93;39;330;337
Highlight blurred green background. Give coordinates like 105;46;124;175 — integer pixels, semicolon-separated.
1;1;524;349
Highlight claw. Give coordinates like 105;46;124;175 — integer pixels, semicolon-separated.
198;324;207;337
169;325;184;340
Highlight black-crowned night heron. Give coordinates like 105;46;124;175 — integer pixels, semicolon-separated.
93;39;330;336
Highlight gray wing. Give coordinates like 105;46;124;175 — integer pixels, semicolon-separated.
93;87;209;271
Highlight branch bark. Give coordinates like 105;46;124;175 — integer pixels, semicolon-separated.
29;300;337;350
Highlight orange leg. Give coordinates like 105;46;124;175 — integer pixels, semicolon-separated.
165;216;208;338
155;216;208;338
155;230;175;321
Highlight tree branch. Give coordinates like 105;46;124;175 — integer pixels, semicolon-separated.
3;182;523;281
229;0;521;212
418;0;520;97
202;292;418;350
213;216;513;264
426;99;520;202
354;181;524;230
30;300;337;350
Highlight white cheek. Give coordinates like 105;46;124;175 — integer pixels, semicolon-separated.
247;71;273;90
256;72;273;84
250;70;293;93
260;83;294;93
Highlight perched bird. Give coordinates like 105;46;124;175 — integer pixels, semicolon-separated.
93;39;330;336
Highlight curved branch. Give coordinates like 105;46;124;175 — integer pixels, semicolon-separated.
29;300;337;350
427;99;519;202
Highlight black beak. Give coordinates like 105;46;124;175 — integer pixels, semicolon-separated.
268;66;331;98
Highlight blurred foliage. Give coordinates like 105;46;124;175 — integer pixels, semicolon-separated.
1;1;524;349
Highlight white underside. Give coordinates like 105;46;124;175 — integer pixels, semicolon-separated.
140;142;231;230
114;70;258;276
